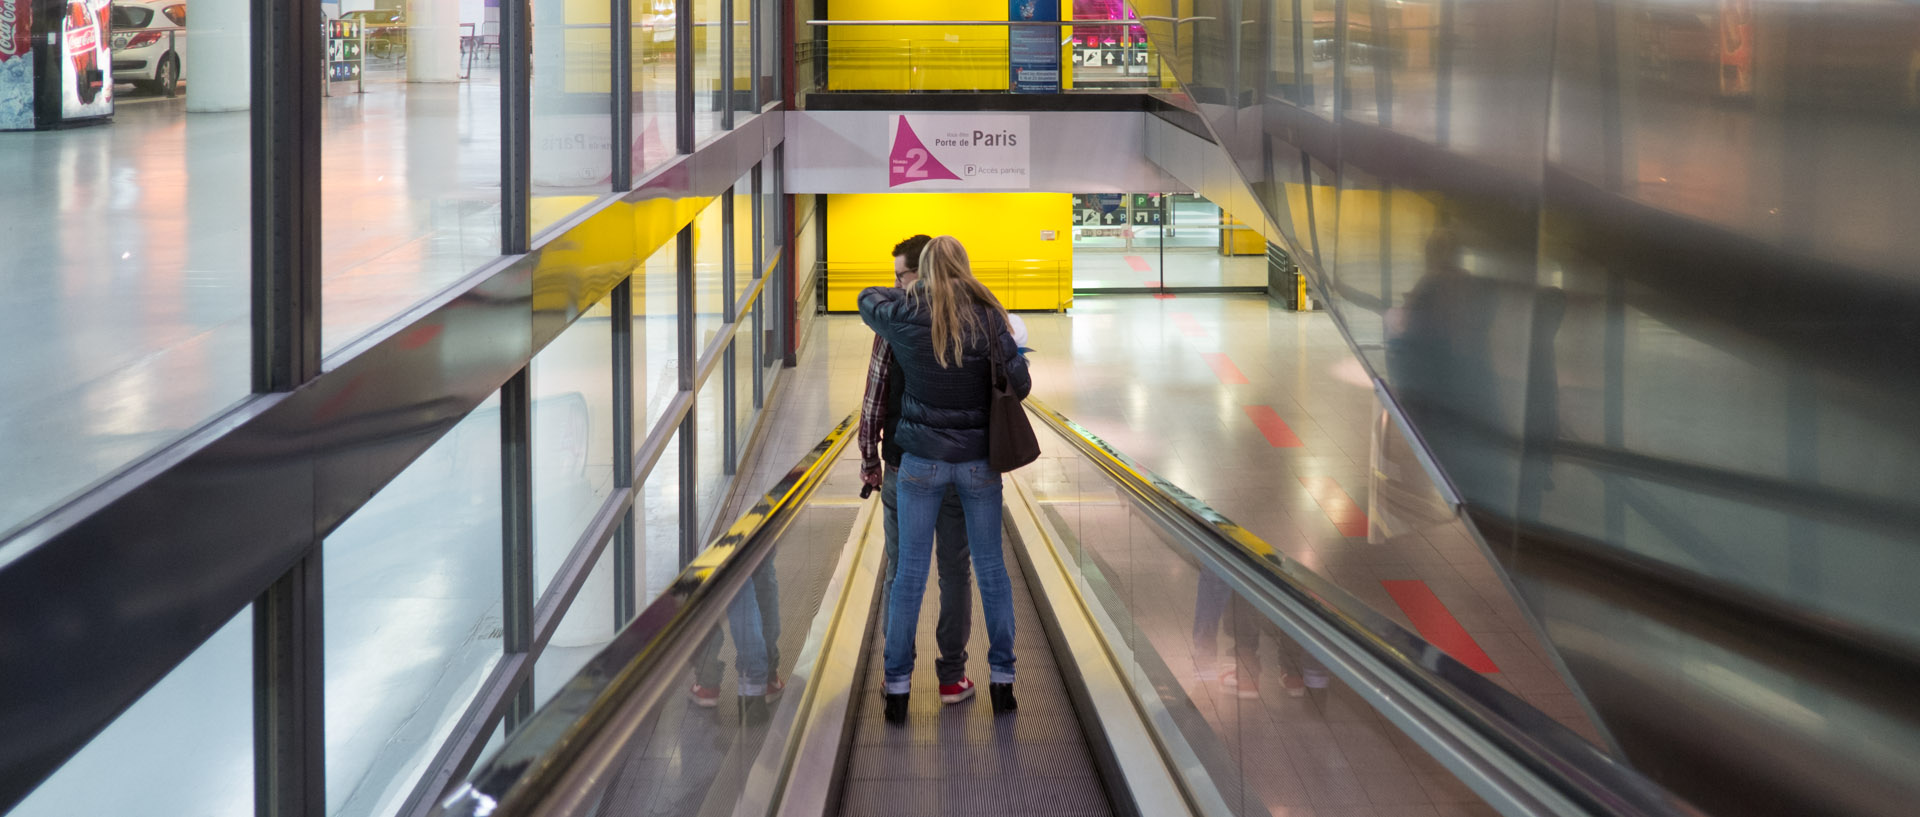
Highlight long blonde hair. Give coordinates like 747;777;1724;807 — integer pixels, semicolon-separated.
914;236;1009;368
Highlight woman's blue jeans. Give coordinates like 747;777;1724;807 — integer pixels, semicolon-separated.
884;453;1016;694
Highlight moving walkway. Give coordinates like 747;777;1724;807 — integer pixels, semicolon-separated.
438;403;1694;817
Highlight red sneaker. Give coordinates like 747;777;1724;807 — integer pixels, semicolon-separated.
765;674;786;702
938;677;976;704
689;683;720;708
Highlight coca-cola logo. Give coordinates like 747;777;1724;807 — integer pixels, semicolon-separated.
66;14;96;53
0;0;27;60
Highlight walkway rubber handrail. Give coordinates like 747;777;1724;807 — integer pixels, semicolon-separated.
1022;398;1695;817
439;414;856;817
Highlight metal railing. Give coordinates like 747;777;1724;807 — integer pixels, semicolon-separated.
818;260;1073;312
798;18;1171;94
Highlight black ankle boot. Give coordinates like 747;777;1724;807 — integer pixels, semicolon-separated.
740;695;771;727
990;683;1017;714
884;693;910;724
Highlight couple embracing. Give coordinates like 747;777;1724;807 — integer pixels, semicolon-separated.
857;235;1032;725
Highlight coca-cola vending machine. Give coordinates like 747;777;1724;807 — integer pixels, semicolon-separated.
0;0;112;130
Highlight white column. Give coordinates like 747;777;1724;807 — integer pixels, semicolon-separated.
184;0;249;112
407;0;462;82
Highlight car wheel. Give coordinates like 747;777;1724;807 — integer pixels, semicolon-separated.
157;56;179;98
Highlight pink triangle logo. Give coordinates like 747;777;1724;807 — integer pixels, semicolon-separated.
889;116;962;187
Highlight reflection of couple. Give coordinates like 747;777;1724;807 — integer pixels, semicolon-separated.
1192;570;1325;698
689;561;782;725
1386;217;1563;517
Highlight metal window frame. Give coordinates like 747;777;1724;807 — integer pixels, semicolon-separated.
0;103;784;817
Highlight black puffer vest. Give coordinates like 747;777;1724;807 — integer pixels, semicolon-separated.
859;285;1032;463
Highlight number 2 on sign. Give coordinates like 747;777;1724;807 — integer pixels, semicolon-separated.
904;148;930;178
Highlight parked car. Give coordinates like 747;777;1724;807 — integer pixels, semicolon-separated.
110;1;186;97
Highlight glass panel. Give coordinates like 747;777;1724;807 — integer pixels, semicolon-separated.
731;0;754;121
694;372;727;541
533;301;617;595
691;0;723;143
531;0;614;232
483;456;865;817
640;433;683;600
733;312;758;467
1307;0;1338;117
10;609;251;817
756;0;778;104
733;171;756;297
321;1;501;352
632;0;679;175
1;1;252;535
635;239;681;436
323;393;503;817
1025;425;1570;817
693;200;727;356
536;541;618;709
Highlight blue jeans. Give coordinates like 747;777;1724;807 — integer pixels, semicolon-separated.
881;466;972;685
885;454;1015;694
694;561;781;696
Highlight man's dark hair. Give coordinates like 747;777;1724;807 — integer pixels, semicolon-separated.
892;235;933;271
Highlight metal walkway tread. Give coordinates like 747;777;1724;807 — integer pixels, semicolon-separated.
838;536;1115;817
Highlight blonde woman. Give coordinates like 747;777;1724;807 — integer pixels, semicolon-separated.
858;235;1031;724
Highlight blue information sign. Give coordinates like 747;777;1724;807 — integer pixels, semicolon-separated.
1008;0;1060;93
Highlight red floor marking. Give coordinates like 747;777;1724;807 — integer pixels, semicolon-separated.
1243;406;1304;447
1153;292;1177;300
399;323;443;350
1297;476;1369;536
1201;353;1249;385
1124;255;1153;272
1382;580;1501;673
1171;312;1206;337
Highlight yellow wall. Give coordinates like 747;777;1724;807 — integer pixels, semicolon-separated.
825;193;1073;311
827;0;1012;91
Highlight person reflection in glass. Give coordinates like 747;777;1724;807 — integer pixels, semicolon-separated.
688;559;782;725
1387;217;1505;504
1191;569;1326;697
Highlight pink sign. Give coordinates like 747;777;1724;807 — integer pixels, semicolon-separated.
889;116;962;187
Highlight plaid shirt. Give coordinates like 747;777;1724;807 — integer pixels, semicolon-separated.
857;334;892;494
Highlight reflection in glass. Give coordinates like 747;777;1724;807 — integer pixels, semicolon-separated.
635;239;682;435
531;0;613;231
323;393;502;817
640;433;683;600
733;170;757;297
533;302;616;594
733;313;759;467
1;9;256;533
693;198;727;354
693;373;727;540
536;541;618;709
690;0;722;142
731;0;754;122
631;0;678;176
10;609;251;817
1027;424;1510;817
497;460;862;817
320;5;500;352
